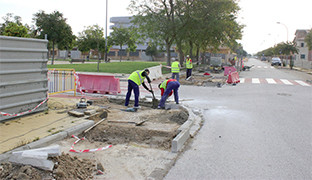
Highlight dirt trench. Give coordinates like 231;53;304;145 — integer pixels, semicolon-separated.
84;97;189;149
0;96;190;179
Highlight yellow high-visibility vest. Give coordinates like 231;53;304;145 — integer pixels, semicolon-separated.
160;80;169;90
128;70;145;85
186;58;193;69
171;61;180;73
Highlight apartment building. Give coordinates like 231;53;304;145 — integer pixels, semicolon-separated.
293;29;311;61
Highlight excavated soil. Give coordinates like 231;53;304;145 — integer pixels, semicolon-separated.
0;153;96;180
85;97;189;149
179;73;227;87
1;96;190;179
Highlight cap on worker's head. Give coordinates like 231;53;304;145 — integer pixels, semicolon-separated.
144;68;150;73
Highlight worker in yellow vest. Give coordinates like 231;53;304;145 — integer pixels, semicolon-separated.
125;69;152;109
157;79;180;109
185;55;193;79
171;58;181;82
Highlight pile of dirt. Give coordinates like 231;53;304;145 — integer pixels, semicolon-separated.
179;74;226;87
0;153;96;180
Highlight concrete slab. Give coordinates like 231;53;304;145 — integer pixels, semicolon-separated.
12;145;61;157
9;154;54;171
84;109;97;115
171;128;190;153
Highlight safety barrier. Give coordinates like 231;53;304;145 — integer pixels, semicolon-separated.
77;74;121;95
224;66;237;76
48;69;76;96
227;71;240;84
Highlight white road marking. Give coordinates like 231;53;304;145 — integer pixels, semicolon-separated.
266;78;276;84
240;78;245;83
280;79;293;85
257;66;262;68
264;66;268;68
295;80;311;87
252;78;260;84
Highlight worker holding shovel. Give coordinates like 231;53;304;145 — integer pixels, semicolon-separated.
157;79;180;109
125;69;153;109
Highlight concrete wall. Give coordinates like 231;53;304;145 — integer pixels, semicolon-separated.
0;36;49;121
294;59;312;69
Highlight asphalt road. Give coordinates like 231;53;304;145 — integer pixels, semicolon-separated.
165;58;312;179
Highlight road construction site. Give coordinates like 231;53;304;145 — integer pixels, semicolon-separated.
0;91;203;179
0;65;232;179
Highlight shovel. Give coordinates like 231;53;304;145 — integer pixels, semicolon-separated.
148;82;158;109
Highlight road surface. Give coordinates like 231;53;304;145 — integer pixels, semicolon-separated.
165;58;312;179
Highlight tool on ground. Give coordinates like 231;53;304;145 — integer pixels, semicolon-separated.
108;120;146;126
120;107;138;112
76;98;88;108
148;82;158;109
83;118;107;134
242;65;254;71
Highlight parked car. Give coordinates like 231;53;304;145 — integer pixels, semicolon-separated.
261;56;266;61
271;57;281;66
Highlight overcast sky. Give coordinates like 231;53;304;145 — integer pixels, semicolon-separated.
0;0;311;54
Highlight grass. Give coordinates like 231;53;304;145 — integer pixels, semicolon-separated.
48;61;171;74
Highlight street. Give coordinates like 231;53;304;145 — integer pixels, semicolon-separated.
165;58;312;179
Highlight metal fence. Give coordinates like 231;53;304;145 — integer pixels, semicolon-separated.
48;69;76;96
0;36;48;121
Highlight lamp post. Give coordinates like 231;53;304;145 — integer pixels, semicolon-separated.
276;22;289;42
104;0;108;63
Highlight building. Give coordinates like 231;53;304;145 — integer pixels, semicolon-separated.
294;29;312;62
109;16;172;61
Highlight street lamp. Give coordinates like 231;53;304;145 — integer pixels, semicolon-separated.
104;0;108;63
276;22;289;42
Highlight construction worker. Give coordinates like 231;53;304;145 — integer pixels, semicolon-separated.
157;79;180;109
125;69;153;109
171;58;181;82
185;55;193;79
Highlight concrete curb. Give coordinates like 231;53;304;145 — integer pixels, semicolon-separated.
0;120;94;163
147;106;204;180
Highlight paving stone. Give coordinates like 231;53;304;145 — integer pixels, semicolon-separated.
84;109;97;115
68;110;84;117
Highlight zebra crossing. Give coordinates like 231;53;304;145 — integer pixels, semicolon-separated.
239;78;311;87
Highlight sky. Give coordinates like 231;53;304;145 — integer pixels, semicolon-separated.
0;0;311;54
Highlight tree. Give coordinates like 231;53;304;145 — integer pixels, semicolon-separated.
33;10;74;64
77;25;105;71
3;22;30;37
0;13;23;34
130;0;177;65
110;26;137;62
305;29;312;50
145;43;158;61
129;0;243;66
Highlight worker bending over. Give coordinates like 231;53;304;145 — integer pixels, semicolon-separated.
158;79;180;109
125;69;152;109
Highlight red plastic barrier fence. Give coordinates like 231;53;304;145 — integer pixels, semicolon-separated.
227;71;240;84
77;74;121;95
224;66;237;76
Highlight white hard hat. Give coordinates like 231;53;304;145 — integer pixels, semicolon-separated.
186;55;190;58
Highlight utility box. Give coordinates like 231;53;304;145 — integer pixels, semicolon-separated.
0;36;49;121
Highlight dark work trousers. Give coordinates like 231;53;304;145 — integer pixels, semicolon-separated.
125;80;140;107
186;68;192;79
171;73;180;82
158;81;180;107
